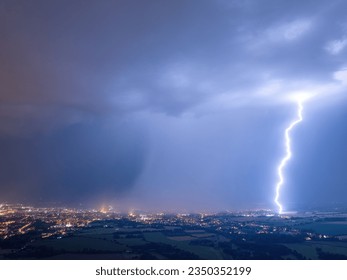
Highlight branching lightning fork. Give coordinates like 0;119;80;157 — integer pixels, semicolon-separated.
274;99;304;214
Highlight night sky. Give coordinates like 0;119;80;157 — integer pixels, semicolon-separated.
1;0;347;212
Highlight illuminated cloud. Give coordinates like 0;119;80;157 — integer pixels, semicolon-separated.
334;69;347;85
325;37;347;55
1;0;347;210
266;19;312;42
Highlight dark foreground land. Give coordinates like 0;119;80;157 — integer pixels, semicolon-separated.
1;204;347;260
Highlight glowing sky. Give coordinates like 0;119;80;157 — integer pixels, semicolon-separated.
1;0;347;211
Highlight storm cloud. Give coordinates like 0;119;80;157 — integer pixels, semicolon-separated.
1;0;347;210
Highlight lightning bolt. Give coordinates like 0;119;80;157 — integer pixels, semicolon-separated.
274;99;304;214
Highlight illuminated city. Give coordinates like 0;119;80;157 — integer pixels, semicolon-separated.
1;203;347;259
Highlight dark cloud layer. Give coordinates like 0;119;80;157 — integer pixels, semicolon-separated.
0;120;147;204
0;0;347;210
